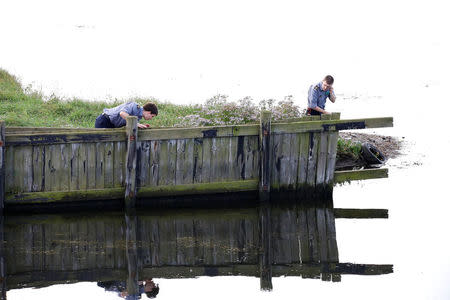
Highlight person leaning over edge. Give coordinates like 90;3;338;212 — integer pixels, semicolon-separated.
95;102;158;129
307;75;336;116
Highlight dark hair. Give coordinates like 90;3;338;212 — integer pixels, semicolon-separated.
143;103;158;116
323;75;334;85
145;285;160;298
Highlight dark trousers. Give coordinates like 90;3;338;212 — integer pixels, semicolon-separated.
307;108;322;116
95;114;115;128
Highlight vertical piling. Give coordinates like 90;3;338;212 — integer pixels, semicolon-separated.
259;111;272;202
125;211;140;298
125;117;138;210
0;121;5;214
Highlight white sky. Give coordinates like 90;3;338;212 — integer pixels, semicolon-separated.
1;0;448;104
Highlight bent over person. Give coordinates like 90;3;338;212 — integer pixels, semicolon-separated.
95;102;158;129
307;75;336;115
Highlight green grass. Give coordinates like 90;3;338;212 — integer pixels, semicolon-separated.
0;69;199;128
337;138;362;160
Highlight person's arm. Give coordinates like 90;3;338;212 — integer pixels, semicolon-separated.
329;87;336;103
120;104;149;128
312;106;330;114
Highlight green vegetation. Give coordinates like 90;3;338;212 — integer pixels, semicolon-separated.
337;138;362;160
0;69;363;159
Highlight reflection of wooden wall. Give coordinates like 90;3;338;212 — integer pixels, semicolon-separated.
4;206;337;275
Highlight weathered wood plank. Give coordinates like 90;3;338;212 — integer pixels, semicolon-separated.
157;140;168;186
149;140;160;187
334;168;389;183
183;138;194;184
86;143;96;190
32;146;44;192
298;207;310;263
334;208;388;219
325;208;338;262
316;132;329;185
271;117;393;134
69;144;80;191
104;142;114;188
325;131;339;184
113;142;126;188
44;145;55;192
95;143;105;189
193;138;203;183
59;144;70;191
6;131;127;146
138;141;150;187
316;208;328;263
229;136;240;180
306;208;319;262
297;133;309;187
5;146;14;194
306;133;319;186
278;134;294;190
201;138;212;183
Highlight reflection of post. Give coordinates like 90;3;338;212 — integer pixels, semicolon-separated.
0;214;6;300
125;210;140;298
258;203;272;290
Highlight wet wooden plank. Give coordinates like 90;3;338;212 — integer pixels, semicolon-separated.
31;146;44;192
44;145;55;192
95;143;105;189
149;140;160;187
316;132;329;185
5;146;14;193
270;134;282;191
22;146;33;192
183;138;194;184
193;138;203;183
104;142;115;188
175;139;186;185
216;138;229;182
138;141;151;187
157;140;168;186
278;134;293;190
78;144;88;190
69;144;80;191
86;143;96;190
306;133;320;186
325;131;339;184
297;133;309;187
229;136;240;180
59;144;70;191
113;142;126;188
210;138;219;182
201;138;212;183
288;133;300;189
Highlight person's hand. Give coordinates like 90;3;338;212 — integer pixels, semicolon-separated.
324;111;331;115
138;123;150;129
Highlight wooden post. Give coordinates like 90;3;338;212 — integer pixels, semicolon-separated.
125;117;138;210
0;121;5;214
259;111;271;202
258;203;272;290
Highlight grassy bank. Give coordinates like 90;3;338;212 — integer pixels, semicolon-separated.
0;69;364;159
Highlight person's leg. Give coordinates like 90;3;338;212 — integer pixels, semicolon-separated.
95;114;114;128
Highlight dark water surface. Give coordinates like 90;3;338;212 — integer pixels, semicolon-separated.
2;190;393;300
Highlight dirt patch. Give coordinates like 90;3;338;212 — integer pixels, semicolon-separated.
336;132;403;170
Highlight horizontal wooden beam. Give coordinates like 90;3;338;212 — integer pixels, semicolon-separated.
5;130;127;146
334;208;388;219
333;168;389;184
272;117;393;134
138;124;259;141
5;180;259;204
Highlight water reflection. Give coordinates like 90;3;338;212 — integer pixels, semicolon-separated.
1;193;392;298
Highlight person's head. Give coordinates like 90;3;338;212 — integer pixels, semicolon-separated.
143;103;158;120
321;75;334;91
144;280;159;299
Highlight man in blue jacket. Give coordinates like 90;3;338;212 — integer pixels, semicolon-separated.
307;75;336;116
95;102;158;128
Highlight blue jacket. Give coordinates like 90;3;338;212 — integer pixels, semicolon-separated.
308;82;334;110
103;102;143;128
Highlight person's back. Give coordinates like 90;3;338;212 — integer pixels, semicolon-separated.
95;102;158;128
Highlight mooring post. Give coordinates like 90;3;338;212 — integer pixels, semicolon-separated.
125;116;138;210
0;121;5;215
259;111;272;202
